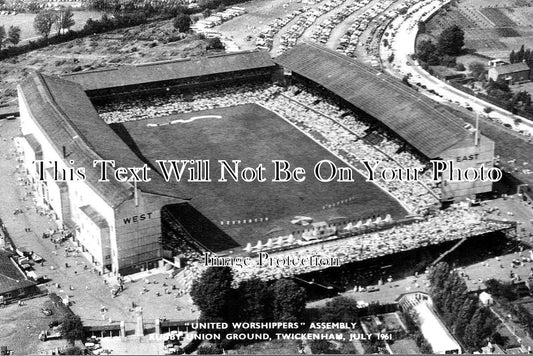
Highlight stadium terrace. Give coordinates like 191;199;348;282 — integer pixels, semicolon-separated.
17;45;497;276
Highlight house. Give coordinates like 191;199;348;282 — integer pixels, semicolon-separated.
479;291;494;306
488;62;531;84
481;342;506;354
0;249;38;304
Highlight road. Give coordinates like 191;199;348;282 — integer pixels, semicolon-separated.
379;0;533;137
0;119;198;330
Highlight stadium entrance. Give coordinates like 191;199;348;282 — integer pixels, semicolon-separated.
161;204;240;262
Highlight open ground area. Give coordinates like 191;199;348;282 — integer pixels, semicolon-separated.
424;0;533;59
0;295;73;355
0;19;219;106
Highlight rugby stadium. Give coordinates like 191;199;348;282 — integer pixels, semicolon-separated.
17;42;501;276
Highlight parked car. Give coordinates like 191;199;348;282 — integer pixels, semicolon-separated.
41;308;53;316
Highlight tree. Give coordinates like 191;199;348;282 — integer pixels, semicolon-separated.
62;346;84;355
416;40;437;63
0;26;5;49
309;340;340;354
455;62;465;71
527;50;533;66
61;314;84;345
270;279;306;322
236;278;271;322
207;37;224;50
485;279;518;301
510;50;516;64
173;13;191;33
437;25;464;55
454;297;477;339
56;6;75;35
34;10;58;38
418;21;426;33
428;262;451;293
469;61;486;78
320;296;360;323
427;52;441;66
517;44;525;62
190;267;234;321
463;307;499;351
197;345;223;354
6;25;21;45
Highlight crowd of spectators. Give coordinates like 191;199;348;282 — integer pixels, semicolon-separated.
96;83;279;123
270;84;441;213
174;206;514;291
96;83;514;294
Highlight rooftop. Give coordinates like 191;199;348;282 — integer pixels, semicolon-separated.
0;250;36;295
414;302;461;354
80;205;109;229
491;62;530;75
19;72;186;208
61;50;275;92
273;42;473;158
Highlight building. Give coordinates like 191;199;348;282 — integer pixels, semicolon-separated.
488;62;531;84
0;250;38;304
19;71;186;275
17;48;498;275
61;50;278;102
399;292;461;354
479;291;494;306
274;42;496;200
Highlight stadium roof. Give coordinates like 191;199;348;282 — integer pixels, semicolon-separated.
18;72;187;207
273;43;472;158
0;250;36;296
62;50;275;92
0;105;19;119
80;205;109;229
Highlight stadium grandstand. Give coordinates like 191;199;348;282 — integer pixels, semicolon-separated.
16;47;502;277
62;50;279;101
274;42;495;200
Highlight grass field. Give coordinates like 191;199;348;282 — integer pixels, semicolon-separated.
112;103;406;246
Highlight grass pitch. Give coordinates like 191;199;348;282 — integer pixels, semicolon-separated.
112;104;406;246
